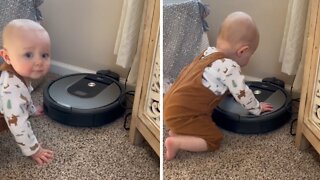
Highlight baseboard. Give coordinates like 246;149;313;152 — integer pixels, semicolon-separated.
50;60;95;75
49;61;298;97
244;75;262;82
50;60;127;85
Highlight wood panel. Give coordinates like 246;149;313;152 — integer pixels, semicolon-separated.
296;0;320;152
129;0;160;156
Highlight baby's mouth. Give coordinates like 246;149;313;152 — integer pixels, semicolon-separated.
33;70;43;73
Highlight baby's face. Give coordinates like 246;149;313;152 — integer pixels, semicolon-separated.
6;28;51;80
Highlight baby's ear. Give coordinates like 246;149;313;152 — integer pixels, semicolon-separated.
0;48;11;64
236;45;249;57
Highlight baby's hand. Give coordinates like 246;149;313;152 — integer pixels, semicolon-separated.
260;102;273;112
31;146;54;166
32;105;44;116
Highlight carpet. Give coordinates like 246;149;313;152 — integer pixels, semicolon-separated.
0;73;159;180
164;102;320;179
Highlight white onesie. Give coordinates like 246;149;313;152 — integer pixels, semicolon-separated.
202;47;261;115
0;70;39;156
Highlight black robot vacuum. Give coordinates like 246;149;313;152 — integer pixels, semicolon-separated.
43;70;126;127
212;79;292;134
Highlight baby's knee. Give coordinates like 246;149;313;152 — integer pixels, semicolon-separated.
0;117;8;132
168;130;178;137
216;132;223;142
207;133;223;151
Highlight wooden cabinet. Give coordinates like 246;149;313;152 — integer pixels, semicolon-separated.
295;0;320;153
129;0;160;156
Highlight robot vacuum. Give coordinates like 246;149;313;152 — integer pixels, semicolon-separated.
212;81;292;134
43;71;126;127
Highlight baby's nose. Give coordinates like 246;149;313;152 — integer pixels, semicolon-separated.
34;57;43;65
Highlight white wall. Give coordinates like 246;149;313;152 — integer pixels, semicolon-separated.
40;1;295;85
39;0;127;78
202;0;294;85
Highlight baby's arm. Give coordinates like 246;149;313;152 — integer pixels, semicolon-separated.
2;74;53;165
224;65;272;115
3;91;40;156
3;94;53;165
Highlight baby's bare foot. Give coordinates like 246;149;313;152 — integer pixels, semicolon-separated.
165;137;179;161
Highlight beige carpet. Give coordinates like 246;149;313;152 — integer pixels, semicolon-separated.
164;102;320;179
0;74;159;180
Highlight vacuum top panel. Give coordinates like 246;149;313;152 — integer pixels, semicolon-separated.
48;74;121;109
218;84;287;117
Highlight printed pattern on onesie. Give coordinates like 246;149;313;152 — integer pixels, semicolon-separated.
0;70;39;156
201;47;261;115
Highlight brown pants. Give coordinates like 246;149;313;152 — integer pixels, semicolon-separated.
0;115;8;132
166;115;223;151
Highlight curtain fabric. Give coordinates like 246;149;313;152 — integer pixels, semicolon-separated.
279;0;309;76
292;0;310;94
279;0;310;95
114;0;145;85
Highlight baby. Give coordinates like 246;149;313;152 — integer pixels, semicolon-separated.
0;19;53;165
164;12;273;160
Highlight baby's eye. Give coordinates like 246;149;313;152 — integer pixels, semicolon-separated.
42;53;50;59
24;52;33;58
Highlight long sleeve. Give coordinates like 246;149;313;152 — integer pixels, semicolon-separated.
202;49;261;115
1;71;39;156
223;66;261;115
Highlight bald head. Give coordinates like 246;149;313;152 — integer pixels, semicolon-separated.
217;11;259;52
0;19;51;80
2;19;50;48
